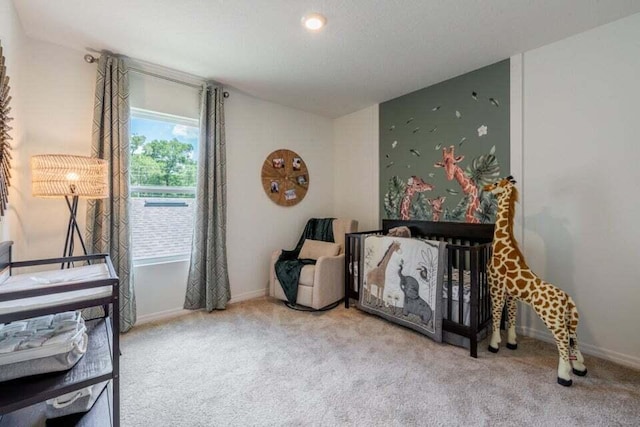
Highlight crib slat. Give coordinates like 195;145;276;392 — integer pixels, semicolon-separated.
470;248;479;357
457;248;463;325
447;247;453;321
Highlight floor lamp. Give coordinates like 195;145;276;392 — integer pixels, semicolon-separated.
31;154;109;267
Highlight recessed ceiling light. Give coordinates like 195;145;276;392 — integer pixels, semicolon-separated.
302;13;327;31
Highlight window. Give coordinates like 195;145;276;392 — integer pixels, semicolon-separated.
130;108;199;262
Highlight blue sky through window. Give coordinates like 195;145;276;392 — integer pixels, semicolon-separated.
131;115;199;157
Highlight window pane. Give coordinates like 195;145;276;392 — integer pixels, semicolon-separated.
132;197;195;260
130;110;198;260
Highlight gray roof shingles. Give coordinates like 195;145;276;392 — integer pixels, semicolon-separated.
131;198;195;260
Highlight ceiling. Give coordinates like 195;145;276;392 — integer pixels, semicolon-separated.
13;0;640;118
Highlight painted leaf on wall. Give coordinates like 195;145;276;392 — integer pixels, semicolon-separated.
475;191;498;223
383;176;406;218
444;195;469;222
409;192;431;220
466;147;500;185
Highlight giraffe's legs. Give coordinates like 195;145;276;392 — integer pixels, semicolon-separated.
569;335;587;375
488;283;505;353
553;329;573;386
566;297;587;376
506;295;518;350
540;313;573;386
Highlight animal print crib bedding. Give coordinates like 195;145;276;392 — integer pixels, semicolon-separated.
359;236;446;342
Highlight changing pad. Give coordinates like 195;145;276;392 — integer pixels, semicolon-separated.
0;311;87;382
0;264;112;315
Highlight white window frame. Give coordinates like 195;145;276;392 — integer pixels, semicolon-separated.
130;108;199;266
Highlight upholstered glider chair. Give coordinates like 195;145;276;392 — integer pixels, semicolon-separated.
270;219;358;310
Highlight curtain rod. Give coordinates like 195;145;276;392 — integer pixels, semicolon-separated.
84;54;229;98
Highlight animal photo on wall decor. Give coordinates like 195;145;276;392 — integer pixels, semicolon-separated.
380;59;509;223
484;176;587;387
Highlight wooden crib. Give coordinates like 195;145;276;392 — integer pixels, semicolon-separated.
344;220;494;357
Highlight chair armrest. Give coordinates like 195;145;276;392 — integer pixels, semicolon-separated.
312;254;345;309
269;250;282;297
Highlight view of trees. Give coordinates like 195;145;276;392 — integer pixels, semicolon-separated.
130;135;197;187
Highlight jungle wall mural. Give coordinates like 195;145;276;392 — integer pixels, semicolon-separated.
379;59;510;223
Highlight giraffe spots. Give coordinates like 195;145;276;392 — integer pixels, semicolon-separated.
518;270;532;280
504;260;519;271
494;241;507;253
514;279;528;289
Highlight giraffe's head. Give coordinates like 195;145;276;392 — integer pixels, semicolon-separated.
426;196;446;211
483;176;517;196
390;240;402;255
434;146;463;181
406;176;434;194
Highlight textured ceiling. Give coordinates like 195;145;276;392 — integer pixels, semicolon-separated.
13;0;640;118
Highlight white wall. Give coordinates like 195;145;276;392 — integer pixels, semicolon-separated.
225;89;334;302
12;38;95;263
515;13;640;368
333;105;379;231
0;0;26;243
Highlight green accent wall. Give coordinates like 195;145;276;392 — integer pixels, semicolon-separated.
379;59;510;223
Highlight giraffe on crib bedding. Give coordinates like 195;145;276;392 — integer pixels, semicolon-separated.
484;176;587;387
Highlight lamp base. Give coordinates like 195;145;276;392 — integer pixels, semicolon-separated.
62;195;89;269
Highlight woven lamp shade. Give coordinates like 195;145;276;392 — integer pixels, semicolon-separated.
31;154;109;199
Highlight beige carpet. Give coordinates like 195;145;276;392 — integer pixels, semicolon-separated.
120;297;640;426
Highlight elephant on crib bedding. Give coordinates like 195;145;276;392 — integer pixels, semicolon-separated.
398;260;433;324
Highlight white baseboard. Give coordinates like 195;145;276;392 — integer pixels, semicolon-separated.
229;288;268;304
517;325;640;370
136;288;268;326
136;308;191;325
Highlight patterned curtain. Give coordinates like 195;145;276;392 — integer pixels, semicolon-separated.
184;83;230;311
85;54;136;332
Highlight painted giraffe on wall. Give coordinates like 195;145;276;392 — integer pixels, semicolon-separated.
484;176;587;387
426;196;446;222
365;241;402;306
399;176;434;220
434;146;480;223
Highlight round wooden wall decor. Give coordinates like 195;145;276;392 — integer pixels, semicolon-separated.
261;149;309;207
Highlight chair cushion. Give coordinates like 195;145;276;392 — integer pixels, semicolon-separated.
299;265;315;286
298;239;340;260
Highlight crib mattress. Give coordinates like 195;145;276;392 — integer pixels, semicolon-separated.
0;264;112;315
443;268;471;304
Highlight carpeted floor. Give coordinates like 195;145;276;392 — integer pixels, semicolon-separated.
120;297;640;426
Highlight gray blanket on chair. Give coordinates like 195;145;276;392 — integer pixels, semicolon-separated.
274;218;335;304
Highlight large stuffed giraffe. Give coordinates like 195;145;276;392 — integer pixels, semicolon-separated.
426;196;446;222
484;176;587;387
434;146;480;223
399;176;434;220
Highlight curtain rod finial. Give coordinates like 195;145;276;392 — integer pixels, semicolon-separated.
84;54;98;64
